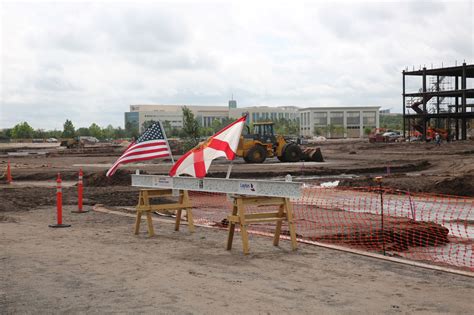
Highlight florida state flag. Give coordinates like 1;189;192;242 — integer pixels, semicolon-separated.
169;115;247;178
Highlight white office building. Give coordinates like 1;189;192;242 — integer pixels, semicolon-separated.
128;105;228;132
299;106;380;138
229;106;299;123
125;103;380;138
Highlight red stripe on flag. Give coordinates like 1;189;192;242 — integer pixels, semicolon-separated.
128;140;167;150
120;147;169;159
208;138;235;160
107;152;171;176
193;148;206;178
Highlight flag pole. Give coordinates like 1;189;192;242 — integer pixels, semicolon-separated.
225;161;234;179
159;121;175;164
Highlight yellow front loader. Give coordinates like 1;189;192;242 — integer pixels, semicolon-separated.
236;122;323;163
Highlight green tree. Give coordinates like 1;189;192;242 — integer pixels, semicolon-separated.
4;129;12;138
274;118;299;136
211;119;222;133
76;127;91;137
0;129;11;141
46;129;62;139
162;120;172;136
141;120;157;132
33;129;47;139
200;127;214;137
379;114;403;131
313;127;325;137
125;121;139;139
11;122;34;139
102;124;115;140
181;106;200;149
88;123;103;139
62;119;75;138
169;127;180;137
114;126;127;139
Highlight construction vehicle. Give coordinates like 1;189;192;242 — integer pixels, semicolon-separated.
60;137;85;149
236;122;323;163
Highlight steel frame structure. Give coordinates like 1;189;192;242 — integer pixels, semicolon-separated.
402;62;474;140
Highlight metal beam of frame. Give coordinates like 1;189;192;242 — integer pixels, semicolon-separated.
131;175;303;198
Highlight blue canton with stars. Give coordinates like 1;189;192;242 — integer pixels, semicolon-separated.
137;122;165;143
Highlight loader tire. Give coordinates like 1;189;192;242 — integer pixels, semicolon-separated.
283;144;302;162
246;145;267;163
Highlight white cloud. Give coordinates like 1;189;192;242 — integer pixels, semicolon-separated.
0;0;472;129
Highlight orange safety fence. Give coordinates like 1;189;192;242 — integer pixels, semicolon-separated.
187;186;473;271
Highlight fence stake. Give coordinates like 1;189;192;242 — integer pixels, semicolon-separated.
408;189;416;221
375;176;385;255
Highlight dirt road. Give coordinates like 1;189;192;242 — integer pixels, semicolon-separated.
1;207;472;313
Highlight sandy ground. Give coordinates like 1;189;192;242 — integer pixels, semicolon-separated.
1;206;473;314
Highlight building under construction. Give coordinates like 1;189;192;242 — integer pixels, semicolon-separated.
402;62;474;140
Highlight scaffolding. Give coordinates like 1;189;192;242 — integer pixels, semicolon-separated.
402;62;474;140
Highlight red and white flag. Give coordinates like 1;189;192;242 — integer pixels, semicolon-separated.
106;122;171;177
169;115;247;178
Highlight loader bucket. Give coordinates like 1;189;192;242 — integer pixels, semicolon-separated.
301;147;324;162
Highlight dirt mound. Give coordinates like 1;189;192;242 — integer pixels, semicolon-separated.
0;186;141;212
312;219;450;252
83;169;133;187
339;172;474;197
11;171;78;181
429;175;474;197
0;187;55;212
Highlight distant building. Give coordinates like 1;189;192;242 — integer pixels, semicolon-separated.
228;99;237;109
125;104;380;138
228;106;299;124
126;105;228;132
299;106;380;138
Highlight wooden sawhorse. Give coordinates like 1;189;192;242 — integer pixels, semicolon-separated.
226;195;298;254
134;189;194;237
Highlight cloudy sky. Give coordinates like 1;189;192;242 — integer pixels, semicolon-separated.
1;0;473;130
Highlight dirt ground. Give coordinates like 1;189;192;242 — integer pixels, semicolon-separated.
1;206;473;314
1;139;473;196
1;140;473;313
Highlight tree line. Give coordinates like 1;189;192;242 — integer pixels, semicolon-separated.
0;120;132;141
1;107;302;142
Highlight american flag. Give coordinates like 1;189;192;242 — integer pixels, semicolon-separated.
106;122;171;177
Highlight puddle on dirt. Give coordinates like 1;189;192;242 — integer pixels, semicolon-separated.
269;174;358;181
73;163;174;167
5;181;77;187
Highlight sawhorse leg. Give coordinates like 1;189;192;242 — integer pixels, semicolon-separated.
135;190;155;237
237;198;250;255
285;198;298;250
134;211;142;235
175;191;195;233
146;212;155;237
226;201;238;250
273;203;285;246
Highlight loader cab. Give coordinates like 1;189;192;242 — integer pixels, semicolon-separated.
253;122;277;144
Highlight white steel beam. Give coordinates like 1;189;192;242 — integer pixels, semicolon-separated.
131;175;302;198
